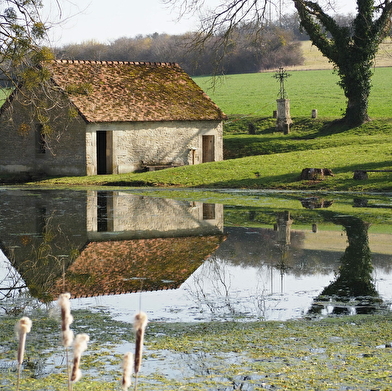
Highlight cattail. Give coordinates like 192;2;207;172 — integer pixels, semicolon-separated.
16;317;32;365
133;312;148;375
62;328;74;348
15;317;32;391
70;333;89;382
121;352;133;390
58;293;75;391
58;293;74;347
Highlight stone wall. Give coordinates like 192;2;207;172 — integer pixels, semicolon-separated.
0;87;87;177
86;120;224;175
87;191;224;240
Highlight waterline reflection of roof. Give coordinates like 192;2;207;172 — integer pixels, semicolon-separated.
50;235;226;299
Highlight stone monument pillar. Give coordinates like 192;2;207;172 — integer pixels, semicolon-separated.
273;67;292;134
276;211;293;245
276;98;292;134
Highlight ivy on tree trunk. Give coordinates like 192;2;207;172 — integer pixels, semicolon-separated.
294;0;392;127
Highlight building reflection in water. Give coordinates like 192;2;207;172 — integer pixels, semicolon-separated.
0;190;225;303
57;191;225;299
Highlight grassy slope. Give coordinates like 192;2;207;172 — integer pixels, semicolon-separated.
292;39;392;71
37;117;392;192
36;143;392;192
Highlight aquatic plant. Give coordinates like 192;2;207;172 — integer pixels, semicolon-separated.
70;333;89;383
15;316;32;390
58;292;74;390
9;295;148;391
133;311;148;390
4;304;392;390
121;352;134;390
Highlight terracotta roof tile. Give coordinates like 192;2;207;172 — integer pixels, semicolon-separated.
46;60;226;123
50;235;226;298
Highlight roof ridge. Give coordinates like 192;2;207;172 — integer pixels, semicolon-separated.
52;59;179;67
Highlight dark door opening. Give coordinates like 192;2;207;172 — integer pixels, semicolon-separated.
97;191;114;232
97;191;108;232
96;131;112;174
202;135;215;163
97;131;107;175
203;203;216;220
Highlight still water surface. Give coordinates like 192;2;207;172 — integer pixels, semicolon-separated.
0;187;391;322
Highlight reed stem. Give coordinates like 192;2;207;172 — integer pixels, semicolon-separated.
133;312;148;391
58;293;74;391
121;352;133;390
15;317;32;391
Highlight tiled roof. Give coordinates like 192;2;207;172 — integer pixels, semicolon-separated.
50;235;225;298
46;60;226;123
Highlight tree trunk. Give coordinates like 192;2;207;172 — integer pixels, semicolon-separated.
345;95;370;127
339;66;372;126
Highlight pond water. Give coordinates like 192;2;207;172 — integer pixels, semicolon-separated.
0;187;392;323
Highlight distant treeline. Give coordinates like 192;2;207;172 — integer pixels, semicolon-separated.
54;23;303;76
54;13;355;76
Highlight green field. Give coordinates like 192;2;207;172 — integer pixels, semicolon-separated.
194;67;392;118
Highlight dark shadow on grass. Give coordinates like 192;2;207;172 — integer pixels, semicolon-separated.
190;173;304;189
103;180;153;187
289;118;352;139
332;160;392;174
224;118;361;159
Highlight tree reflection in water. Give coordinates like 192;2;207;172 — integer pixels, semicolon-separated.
185;256;236;317
310;216;383;316
184;256;271;320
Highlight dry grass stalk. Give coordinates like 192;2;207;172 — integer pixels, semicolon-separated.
133;311;148;390
133;312;148;374
15;316;32;390
58;292;74;347
58;292;74;390
16;316;32;364
121;352;134;390
70;333;89;383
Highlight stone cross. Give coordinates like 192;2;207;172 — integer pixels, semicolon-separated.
273;67;292;134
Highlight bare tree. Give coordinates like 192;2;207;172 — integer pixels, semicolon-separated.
0;1;81;154
0;0;56;86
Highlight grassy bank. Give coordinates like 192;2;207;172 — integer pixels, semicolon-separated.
2;308;392;390
32;117;392;192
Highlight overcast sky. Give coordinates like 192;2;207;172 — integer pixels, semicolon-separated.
43;0;358;46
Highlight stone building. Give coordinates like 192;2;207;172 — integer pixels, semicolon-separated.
0;60;226;177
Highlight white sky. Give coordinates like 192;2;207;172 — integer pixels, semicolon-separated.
43;0;358;46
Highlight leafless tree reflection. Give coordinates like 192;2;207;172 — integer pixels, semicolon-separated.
185;256;235;316
184;256;277;320
0;251;30;315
